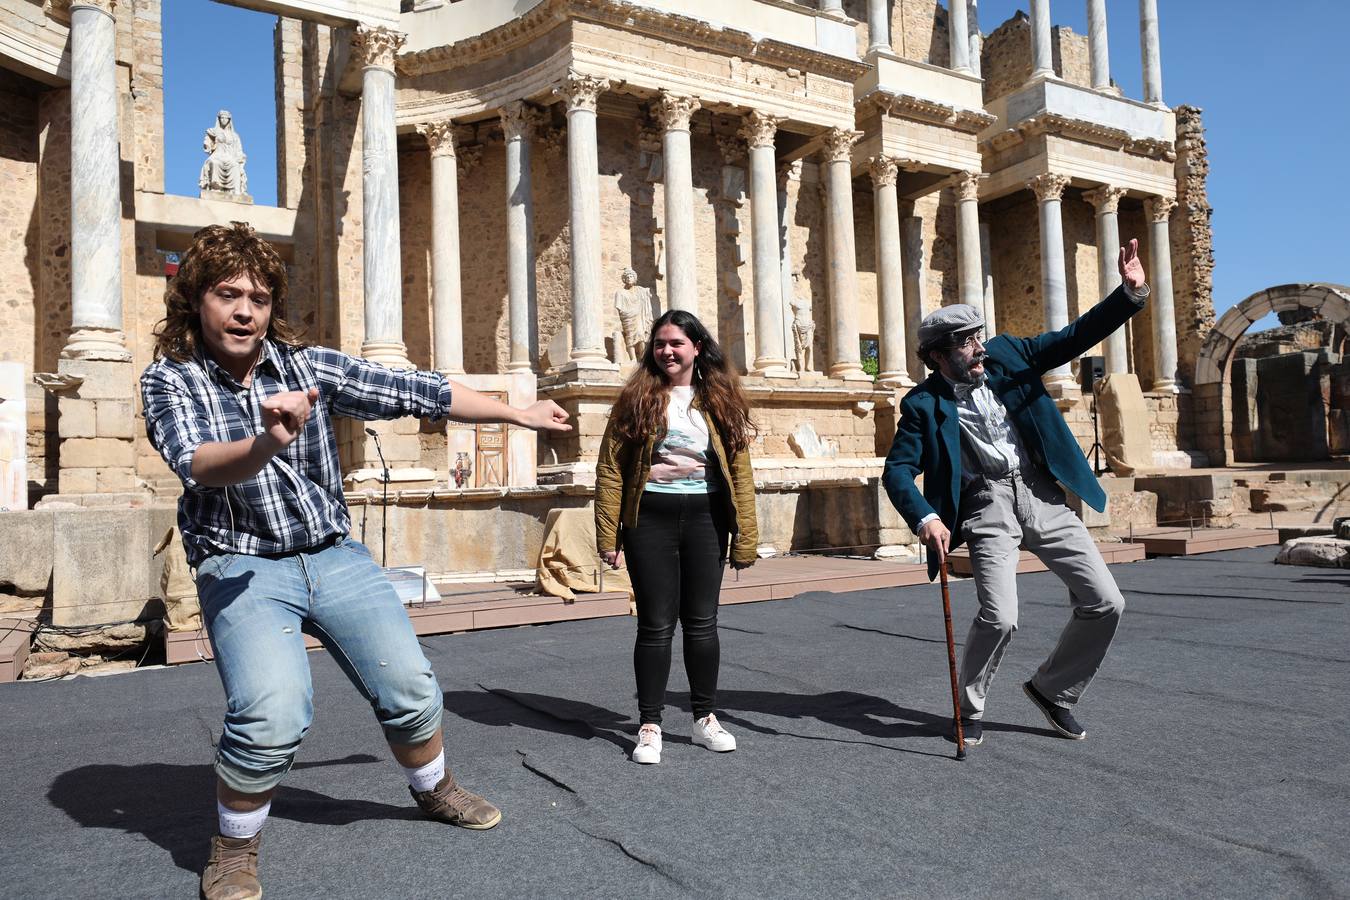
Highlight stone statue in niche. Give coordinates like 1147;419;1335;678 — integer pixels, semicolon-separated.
613;268;658;363
790;276;815;373
199;110;251;202
452;452;472;488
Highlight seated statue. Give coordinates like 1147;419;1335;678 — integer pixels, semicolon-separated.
199;110;249;200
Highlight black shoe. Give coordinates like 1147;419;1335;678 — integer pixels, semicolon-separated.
944;717;983;747
1023;681;1086;740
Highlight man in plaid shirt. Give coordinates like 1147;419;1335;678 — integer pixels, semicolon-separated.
142;223;570;900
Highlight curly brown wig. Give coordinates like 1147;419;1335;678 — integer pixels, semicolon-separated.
608;310;756;452
152;222;305;362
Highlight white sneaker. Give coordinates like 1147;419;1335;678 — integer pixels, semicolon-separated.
691;713;737;752
632;724;662;764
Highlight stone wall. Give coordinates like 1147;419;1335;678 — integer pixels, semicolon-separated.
1173;105;1216;386
980;13;1091;101
0;68;40;373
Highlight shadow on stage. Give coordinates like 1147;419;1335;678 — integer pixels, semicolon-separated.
46;754;397;873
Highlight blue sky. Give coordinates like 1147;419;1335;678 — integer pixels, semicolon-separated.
162;0;1348;321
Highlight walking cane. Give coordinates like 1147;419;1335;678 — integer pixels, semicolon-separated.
939;558;966;761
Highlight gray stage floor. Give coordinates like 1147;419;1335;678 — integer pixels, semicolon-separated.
1;547;1346;899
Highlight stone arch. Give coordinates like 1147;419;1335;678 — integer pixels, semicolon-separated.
1192;283;1350;464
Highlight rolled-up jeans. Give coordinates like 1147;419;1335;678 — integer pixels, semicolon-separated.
195;537;442;794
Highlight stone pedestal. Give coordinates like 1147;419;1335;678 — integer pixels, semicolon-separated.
38;358;144;502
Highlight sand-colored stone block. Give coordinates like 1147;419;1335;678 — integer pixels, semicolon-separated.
60;437;135;469
51;508;157;627
96;467;139;492
59;467;99;495
0;509;55;593
58;399;98;439
96;401;135;439
62;359;136;401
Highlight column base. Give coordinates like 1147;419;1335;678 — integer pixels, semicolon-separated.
829;363;873;383
361;340;413;369
877;372;916;389
504;361;535;374
60;327;131;362
558;357;620;375
1151;378;1180;394
751;358;793;378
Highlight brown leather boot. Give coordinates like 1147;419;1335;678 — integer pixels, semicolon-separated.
200;832;261;900
409;773;502;830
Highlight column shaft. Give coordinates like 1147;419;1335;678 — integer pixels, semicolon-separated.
1146;195;1179;391
821;0;844;14
1139;0;1164;105
868;0;891;52
65;2;126;358
1029;0;1054;79
1084;185;1126;373
870;157;908;385
743;112;788;373
424;122;464;374
967;0;983;78
954;172;983;310
948;0;972;73
502;103;538;371
822;130;865;380
1030;173;1072;384
900;213;925;383
1087;0;1111;90
979;221;996;336
656;94;700;314
556;74;611;365
354;28;409;367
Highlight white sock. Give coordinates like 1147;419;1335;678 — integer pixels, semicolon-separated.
217;799;270;839
401;752;446;793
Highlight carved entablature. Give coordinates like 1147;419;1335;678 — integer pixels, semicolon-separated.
352;26;406;71
1144;195;1178;223
820;128;861;163
554;71;612;113
1028;172;1071;203
1082;184;1127;215
653;93;701;132
858;89;996;135
738;110;781;150
868;156;899;188
983;113;1178;162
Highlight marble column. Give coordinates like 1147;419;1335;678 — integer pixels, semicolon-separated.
64;0;127;360
655;93;700;314
821;129;866;380
421;120;465;375
1084;184;1127;373
967;0;983;78
1139;0;1164;106
953;171;984;312
868;0;891;53
1029;172;1073;387
1029;0;1055;81
1145;195;1179;391
870;157;909;386
979;221;996;335
501;102;540;371
353;27;410;368
900;210;926;383
1087;0;1111;91
741;112;789;374
948;0;972;74
555;72;612;366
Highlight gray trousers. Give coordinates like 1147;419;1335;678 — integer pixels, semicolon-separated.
957;466;1125;718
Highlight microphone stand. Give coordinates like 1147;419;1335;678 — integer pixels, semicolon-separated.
365;427;390;567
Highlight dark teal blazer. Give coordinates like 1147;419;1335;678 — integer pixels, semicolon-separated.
882;285;1144;580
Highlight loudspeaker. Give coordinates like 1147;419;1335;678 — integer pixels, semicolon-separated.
1079;355;1105;392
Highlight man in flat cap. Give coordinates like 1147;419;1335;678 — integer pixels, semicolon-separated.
883;238;1150;747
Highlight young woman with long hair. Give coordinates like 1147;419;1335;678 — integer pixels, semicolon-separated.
594;309;759;764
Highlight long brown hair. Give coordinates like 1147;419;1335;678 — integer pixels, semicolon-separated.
152;221;305;362
609;310;755;452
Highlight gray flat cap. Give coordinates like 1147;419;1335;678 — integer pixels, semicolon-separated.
917;303;984;350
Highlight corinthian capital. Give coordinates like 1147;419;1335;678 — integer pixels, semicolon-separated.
66;0;116;17
554;72;611;113
418;120;461;158
953;171;982;202
352;26;406;71
654;93;701;132
868;156;898;188
1144;194;1178;223
1082;184;1127;215
738;110;782;150
500;101;543;141
820;128;862;163
1028;172;1071;203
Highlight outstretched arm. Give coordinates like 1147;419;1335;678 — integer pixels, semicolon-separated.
447;380;570;432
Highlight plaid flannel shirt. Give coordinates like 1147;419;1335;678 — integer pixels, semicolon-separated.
141;340;452;567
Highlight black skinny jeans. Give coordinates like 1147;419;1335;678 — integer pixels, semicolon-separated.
624;490;731;725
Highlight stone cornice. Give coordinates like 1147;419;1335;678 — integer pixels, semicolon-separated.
554;71;611;113
981;113;1177;162
353;26;406;71
739;110;782;150
1082;184;1126;214
1144;194;1178;223
398;0;870;84
859;89;996;135
653;92;701;132
1028;172;1070;203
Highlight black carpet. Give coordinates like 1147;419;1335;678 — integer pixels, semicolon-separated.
1;547;1346;899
